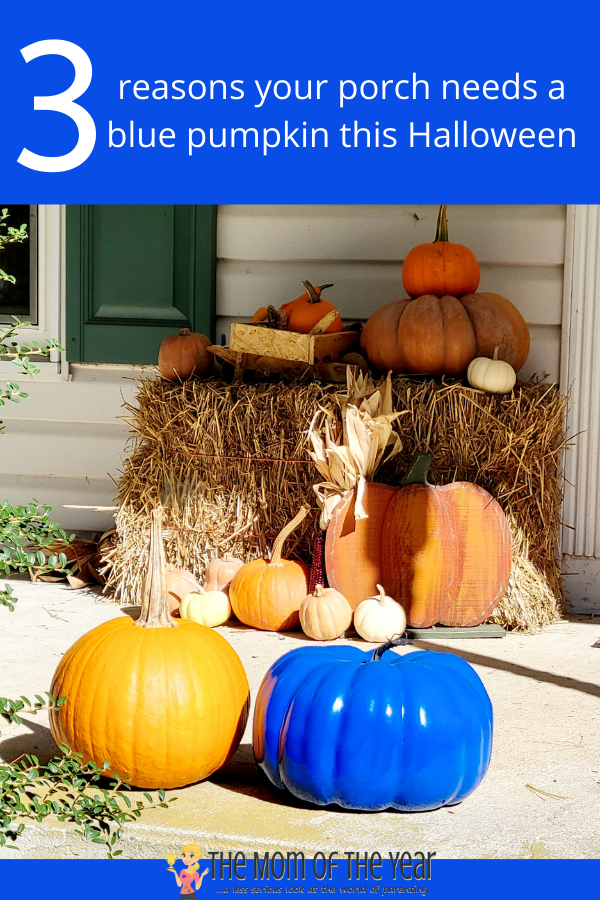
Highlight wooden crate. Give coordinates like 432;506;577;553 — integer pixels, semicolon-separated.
209;346;358;382
229;323;358;363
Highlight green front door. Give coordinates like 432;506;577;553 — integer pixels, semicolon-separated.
66;205;217;364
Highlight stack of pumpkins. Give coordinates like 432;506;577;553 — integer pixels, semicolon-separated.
360;205;530;393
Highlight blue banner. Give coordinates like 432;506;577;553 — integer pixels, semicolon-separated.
1;858;599;897
1;0;598;202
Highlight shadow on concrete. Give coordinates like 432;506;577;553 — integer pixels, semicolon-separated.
210;743;335;811
412;640;600;698
120;605;141;619
220;622;317;641
0;717;59;767
210;743;409;814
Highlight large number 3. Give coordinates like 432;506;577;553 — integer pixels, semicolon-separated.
18;39;96;173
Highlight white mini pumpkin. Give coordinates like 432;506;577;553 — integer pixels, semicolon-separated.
467;347;516;395
353;584;406;643
180;587;232;628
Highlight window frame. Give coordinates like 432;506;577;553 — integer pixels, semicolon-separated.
0;205;63;377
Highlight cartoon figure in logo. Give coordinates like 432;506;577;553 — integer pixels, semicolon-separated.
167;845;210;898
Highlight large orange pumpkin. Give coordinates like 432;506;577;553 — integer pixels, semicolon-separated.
360;292;530;376
402;205;480;299
158;328;213;381
49;508;250;789
325;454;511;628
229;508;310;631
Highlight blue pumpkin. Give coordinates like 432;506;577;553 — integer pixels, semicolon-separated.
253;641;492;811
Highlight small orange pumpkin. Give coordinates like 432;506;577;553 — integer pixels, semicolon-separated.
229;508;310;632
49;508;250;789
158;328;213;381
402;205;480;299
281;282;342;334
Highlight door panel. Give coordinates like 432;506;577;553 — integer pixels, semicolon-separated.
66;205;216;363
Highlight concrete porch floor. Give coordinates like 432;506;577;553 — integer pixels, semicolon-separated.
1;580;599;860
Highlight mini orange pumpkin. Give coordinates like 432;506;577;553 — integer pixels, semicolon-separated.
158;328;213;381
402;205;480;299
49;508;250;789
229;508;310;631
281;282;342;334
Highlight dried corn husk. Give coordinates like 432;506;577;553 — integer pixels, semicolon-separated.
308;371;405;527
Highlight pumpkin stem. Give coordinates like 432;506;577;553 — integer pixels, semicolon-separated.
433;205;449;243
371;636;412;661
376;584;387;605
136;507;177;629
317;284;334;292
179;328;191;335
401;452;432;487
270;506;310;566
301;281;322;305
493;346;499;361
313;584;325;597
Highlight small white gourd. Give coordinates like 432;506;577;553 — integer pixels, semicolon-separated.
354;584;406;643
467;346;516;395
180;587;232;628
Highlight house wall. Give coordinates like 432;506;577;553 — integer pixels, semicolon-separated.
0;205;567;535
216;205;566;383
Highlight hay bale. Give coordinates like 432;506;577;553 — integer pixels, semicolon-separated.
106;375;567;632
105;377;340;605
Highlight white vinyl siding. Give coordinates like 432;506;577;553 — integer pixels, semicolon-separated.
216;205;566;382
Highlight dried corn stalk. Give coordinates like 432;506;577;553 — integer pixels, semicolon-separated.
308;371;405;527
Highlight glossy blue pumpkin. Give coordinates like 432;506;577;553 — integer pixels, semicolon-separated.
253;642;492;811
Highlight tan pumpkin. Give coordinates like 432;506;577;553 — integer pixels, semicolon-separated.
299;584;353;641
360;292;530;377
204;555;244;594
158;328;213;382
229;508;310;632
467;346;517;394
166;566;201;613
